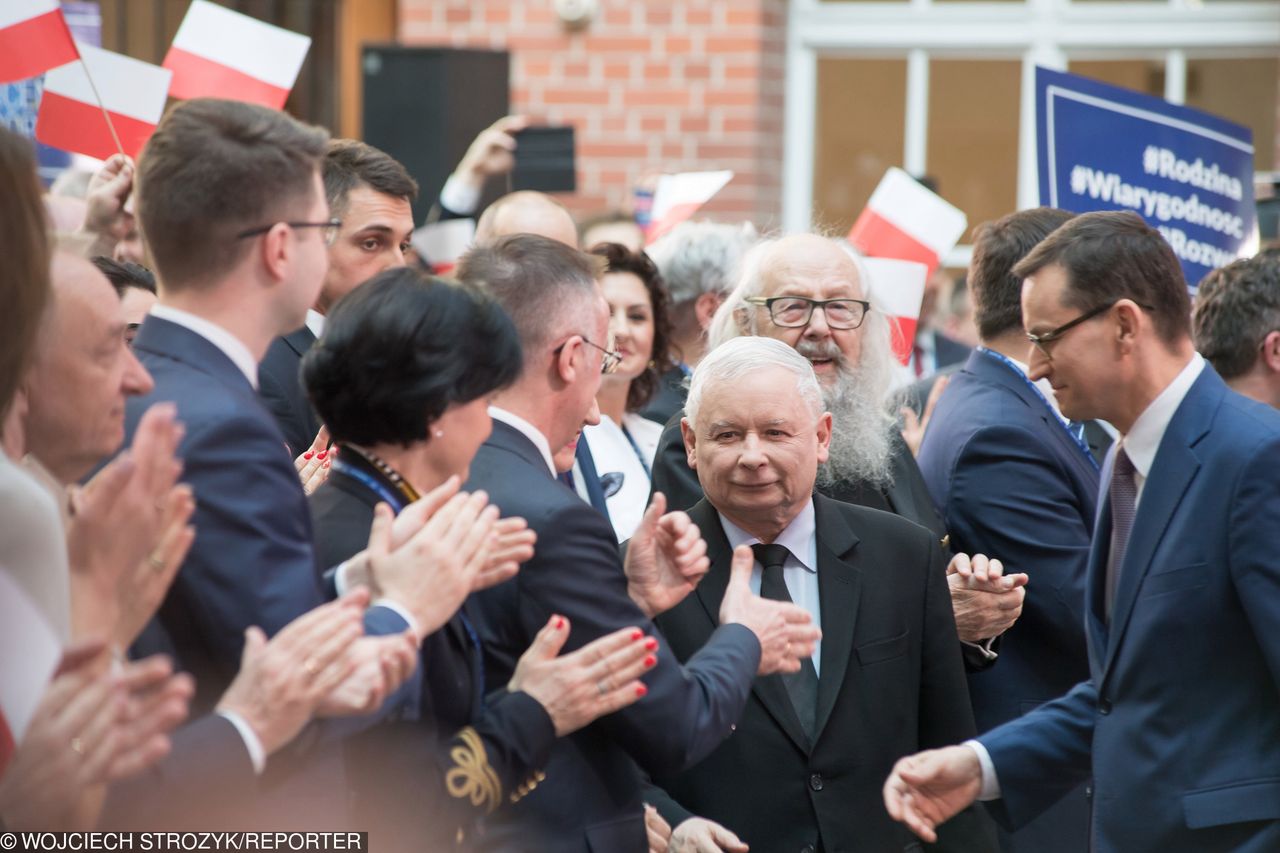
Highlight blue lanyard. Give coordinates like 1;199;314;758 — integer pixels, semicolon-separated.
621;424;651;478
977;347;1099;470
330;458;408;511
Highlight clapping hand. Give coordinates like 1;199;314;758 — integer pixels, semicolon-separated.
624;492;710;618
946;553;1027;643
294;425;333;495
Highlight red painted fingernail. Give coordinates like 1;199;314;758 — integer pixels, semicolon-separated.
630;629;643;641
317;450;327;460
554;616;565;630
303;451;313;459
635;683;648;697
644;637;658;651
323;461;330;469
643;655;656;668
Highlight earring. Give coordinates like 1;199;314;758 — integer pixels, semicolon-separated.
434;430;444;438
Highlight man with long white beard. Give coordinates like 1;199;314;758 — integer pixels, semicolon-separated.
649;233;1026;658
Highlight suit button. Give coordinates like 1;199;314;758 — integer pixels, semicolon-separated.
809;773;824;792
800;846;816;853
1098;698;1112;715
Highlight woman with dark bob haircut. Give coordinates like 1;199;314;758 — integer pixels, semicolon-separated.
303;267;660;851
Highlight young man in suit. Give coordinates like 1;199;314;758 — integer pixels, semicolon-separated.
258;139;418;456
886;211;1280;853
647;336;994;853
916;208;1092;853
457;234;821;852
649;233;1026;662
1192;252;1280;410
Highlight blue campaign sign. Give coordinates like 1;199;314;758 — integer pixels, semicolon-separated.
1036;66;1255;288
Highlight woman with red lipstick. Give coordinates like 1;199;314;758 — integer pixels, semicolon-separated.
583;242;675;541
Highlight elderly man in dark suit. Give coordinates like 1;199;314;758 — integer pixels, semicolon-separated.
650;233;1026;665
916;208;1093;853
886;212;1280;853
645;335;994;853
457;234;821;852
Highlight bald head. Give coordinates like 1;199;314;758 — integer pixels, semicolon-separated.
23;252;154;483
758;234;865;301
475;191;579;247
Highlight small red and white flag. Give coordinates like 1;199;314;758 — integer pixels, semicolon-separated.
0;570;61;777
411;219;476;276
646;170;734;244
848;167;967;275
862;256;930;365
163;0;311;109
36;44;172;161
0;0;78;84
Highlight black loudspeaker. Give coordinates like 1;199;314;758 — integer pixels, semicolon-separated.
361;46;510;222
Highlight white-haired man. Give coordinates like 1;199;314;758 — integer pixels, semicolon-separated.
649;233;1026;656
644;336;995;852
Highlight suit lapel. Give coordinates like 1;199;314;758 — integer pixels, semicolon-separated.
135;316;258;399
283;325;316;359
1099;370;1219;684
811;495;861;741
688;499;811;754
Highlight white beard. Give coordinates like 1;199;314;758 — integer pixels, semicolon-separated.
795;339;897;490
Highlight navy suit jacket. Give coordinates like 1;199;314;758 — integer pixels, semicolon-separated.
124;316;417;826
917;349;1097;852
646;495;994;853
258;325;320;457
464;421;762;852
979;366;1280;853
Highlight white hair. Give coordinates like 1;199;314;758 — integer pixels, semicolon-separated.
686;336;823;428
701;234;900;487
646;220;759;305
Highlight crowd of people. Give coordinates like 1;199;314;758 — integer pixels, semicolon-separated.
1;93;1278;853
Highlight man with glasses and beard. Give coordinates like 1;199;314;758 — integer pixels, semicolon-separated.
649;233;1027;659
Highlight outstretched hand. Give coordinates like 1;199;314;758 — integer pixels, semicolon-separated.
883;746;984;843
718;545;820;675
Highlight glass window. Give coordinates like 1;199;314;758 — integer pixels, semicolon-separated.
926;59;1021;234
1185;57;1279;171
813;58;907;232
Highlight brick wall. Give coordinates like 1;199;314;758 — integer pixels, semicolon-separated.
398;0;787;228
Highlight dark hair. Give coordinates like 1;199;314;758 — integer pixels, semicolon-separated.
1193;255;1280;379
457;233;602;356
303;267;521;447
0;129;50;421
323;139;418;218
91;256;156;297
137;98;329;289
1012;210;1191;345
588;242;673;411
969;208;1074;340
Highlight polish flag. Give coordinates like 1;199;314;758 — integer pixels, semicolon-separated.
862;257;929;365
848;167;967;275
0;571;61;777
36;44;172;160
645;170;734;244
0;0;78;84
411;219;476;276
163;0;311;109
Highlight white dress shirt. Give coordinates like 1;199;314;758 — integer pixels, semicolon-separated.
718;500;822;676
582;413;663;542
304;308;326;340
967;352;1205;800
489;406;557;477
148;305;260;390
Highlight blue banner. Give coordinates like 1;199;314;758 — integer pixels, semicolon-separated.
1036;66;1255;289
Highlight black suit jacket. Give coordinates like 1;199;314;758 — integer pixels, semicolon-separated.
638;364;689;427
259;325;320;457
464;420;762;852
309;457;555;852
649;408;947;545
645;495;995;853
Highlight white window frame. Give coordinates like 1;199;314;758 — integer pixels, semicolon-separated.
783;0;1280;266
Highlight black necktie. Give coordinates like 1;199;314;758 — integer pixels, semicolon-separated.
752;542;819;739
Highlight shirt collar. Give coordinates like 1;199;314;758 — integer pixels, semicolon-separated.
305;309;326;339
1002;351;1069;426
1120;353;1205;481
718;498;818;574
488;406;557;477
149;305;260;389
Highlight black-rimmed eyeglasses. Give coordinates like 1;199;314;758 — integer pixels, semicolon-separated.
744;295;871;330
235;218;342;247
1027;300;1154;358
554;336;621;375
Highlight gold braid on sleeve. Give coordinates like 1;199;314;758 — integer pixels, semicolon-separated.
445;727;503;814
